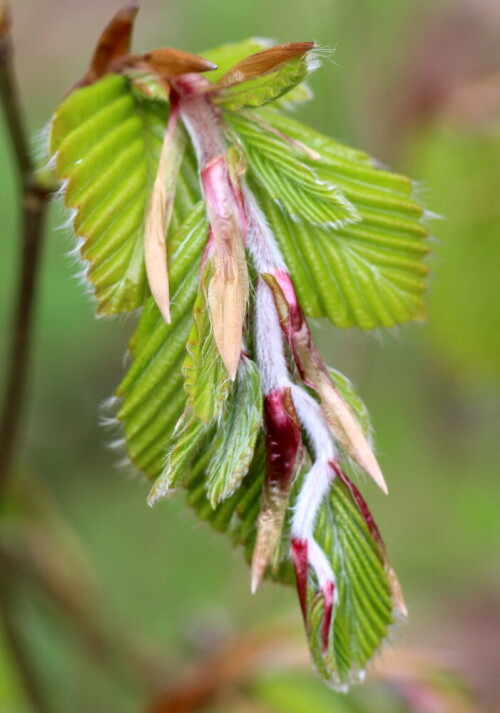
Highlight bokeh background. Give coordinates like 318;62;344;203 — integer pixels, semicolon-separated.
1;1;499;711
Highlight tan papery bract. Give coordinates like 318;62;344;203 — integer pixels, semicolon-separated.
211;42;316;90
208;223;249;380
293;334;388;495
387;564;408;617
251;489;287;593
314;372;388;494
144;117;186;324
144;48;217;79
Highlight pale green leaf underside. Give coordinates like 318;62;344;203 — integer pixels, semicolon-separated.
50;74;168;314
241;109;429;329
227;113;358;227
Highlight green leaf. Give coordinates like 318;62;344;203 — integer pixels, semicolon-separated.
116;202;208;479
205;358;263;506
50;74;169;314
182;262;232;423
249;109;429;329
227;113;359;227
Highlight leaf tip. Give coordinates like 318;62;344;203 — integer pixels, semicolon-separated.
250;568;261;594
361;453;388;494
147;478;170;506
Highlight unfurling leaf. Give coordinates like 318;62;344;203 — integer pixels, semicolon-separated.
252;109;429;329
302;474;394;687
49;16;427;691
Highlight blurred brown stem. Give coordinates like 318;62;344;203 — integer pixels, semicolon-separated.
0;6;51;713
0;4;49;492
0;554;51;713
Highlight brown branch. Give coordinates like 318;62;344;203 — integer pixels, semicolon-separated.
0;3;50;490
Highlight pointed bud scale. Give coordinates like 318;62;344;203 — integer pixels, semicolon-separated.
321;581;335;654
291;538;309;620
77;1;139;87
144;48;217;79
251;388;301;591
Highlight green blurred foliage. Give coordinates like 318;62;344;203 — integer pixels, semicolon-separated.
1;0;499;711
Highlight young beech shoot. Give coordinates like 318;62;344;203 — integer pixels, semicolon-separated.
46;1;428;690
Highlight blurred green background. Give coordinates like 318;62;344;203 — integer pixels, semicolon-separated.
1;0;499;711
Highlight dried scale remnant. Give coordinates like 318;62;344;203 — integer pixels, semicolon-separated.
47;3;430;689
